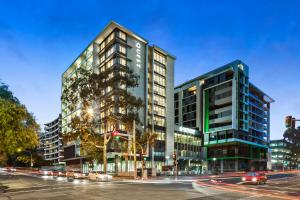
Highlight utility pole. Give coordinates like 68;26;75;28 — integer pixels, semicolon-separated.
133;120;137;179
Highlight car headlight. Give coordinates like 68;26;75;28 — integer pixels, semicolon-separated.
58;172;62;175
252;177;257;182
44;171;48;175
242;177;246;181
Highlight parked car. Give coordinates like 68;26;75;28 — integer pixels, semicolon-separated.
241;172;267;184
88;171;112;182
66;170;85;179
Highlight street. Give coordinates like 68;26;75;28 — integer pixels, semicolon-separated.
1;172;300;200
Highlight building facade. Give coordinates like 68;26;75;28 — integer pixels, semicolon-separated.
270;139;292;170
61;21;175;172
44;115;64;164
174;125;203;174
175;60;274;172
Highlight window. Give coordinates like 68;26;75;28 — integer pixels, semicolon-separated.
100;42;105;51
154;64;166;76
100;54;105;63
119;57;126;66
153;95;165;107
118;31;126;40
106;45;116;57
107;58;115;69
153;105;165;116
118;44;126;54
153;84;165;96
153;74;166;86
154;51;166;65
106;32;115;44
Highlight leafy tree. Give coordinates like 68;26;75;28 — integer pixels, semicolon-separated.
283;127;300;168
0;81;19;104
62;63;144;173
0;82;39;165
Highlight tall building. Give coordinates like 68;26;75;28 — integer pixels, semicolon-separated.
37;131;46;157
44;115;63;164
175;60;274;172
61;21;175;172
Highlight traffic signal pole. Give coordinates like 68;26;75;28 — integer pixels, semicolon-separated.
285;115;300;129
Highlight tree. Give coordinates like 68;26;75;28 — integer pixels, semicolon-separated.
283;127;300;169
62;63;144;173
0;81;19;104
0;82;39;165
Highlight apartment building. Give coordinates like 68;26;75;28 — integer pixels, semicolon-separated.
175;60;274;172
61;21;175;172
44;115;63;164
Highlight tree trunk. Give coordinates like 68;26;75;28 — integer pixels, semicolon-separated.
103;135;107;174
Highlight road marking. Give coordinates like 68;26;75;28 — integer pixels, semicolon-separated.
193;181;297;200
237;194;264;200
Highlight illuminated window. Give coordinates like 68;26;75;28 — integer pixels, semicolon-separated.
153;85;165;96
100;42;105;51
118;31;126;40
106;45;116;57
154;64;166;76
106;32;115;44
119;57;126;66
106;58;115;69
100;54;105;63
154;74;166;86
154;51;166;65
118;44;126;54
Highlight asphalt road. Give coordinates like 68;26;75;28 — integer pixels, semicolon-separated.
0;171;299;200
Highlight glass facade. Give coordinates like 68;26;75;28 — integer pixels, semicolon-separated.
174;60;273;172
174;126;202;174
61;21;175;173
270;139;292;170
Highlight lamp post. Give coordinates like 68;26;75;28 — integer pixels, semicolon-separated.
165;155;170;166
212;157;217;174
17;148;32;169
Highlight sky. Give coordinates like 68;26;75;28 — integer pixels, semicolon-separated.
0;0;300;139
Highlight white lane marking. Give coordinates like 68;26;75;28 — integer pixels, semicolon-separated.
237;194;264;200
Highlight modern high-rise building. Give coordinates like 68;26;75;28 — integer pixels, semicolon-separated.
175;60;274;172
44;114;64;164
61;21;175;173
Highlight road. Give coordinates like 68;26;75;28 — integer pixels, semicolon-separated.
0;171;299;200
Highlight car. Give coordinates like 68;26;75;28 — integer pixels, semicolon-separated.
241;172;267;184
39;169;53;176
66;170;85;179
4;167;16;172
53;170;66;177
88;171;112;182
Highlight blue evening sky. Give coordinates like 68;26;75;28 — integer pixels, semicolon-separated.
1;0;300;139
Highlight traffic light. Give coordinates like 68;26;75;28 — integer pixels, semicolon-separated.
292;117;296;129
112;131;120;140
172;152;176;161
285;116;292;128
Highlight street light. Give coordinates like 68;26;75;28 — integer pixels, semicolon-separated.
165;155;170;166
212;157;217;174
87;108;94;116
17;148;33;168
